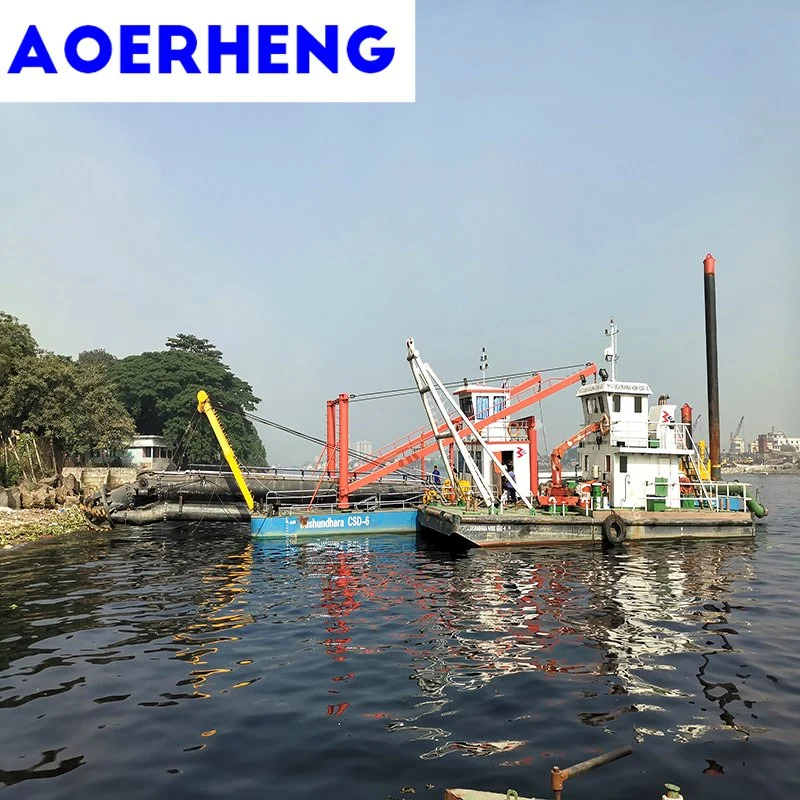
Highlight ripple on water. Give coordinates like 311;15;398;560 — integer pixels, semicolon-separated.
0;479;798;799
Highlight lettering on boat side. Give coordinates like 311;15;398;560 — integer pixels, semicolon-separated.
576;381;651;396
299;515;371;529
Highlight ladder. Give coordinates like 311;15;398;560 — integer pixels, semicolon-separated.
683;432;714;510
406;338;533;511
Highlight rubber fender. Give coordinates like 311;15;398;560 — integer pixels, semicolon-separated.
602;513;627;544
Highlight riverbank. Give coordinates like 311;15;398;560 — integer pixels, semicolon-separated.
0;506;87;549
722;464;800;475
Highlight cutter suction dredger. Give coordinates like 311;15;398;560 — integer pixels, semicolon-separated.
80;390;423;529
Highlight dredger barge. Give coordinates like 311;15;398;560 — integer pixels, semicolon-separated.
81;253;766;544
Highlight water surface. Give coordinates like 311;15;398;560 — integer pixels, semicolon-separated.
1;476;798;799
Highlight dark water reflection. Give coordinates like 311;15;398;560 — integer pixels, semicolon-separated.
1;476;798;799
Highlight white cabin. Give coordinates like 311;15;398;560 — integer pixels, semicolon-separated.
453;383;535;500
575;379;691;509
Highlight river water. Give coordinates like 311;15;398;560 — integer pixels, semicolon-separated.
1;475;797;799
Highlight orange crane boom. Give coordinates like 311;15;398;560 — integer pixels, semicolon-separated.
548;415;608;492
353;372;544;475
346;363;597;495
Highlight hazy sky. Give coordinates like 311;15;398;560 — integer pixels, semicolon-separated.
1;1;798;465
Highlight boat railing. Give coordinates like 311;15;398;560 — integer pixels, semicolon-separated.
610;420;693;450
644;480;752;513
355;421;446;466
186;464;427;484
278;493;427;516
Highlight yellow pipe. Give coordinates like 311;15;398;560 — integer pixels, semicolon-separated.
196;390;255;512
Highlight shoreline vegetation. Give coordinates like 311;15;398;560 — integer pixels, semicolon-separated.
1;312;268;499
1;313;271;550
0;506;87;550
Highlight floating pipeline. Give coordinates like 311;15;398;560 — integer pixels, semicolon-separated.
80;469;425;528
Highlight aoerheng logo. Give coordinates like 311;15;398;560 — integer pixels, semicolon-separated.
0;1;416;103
7;24;395;76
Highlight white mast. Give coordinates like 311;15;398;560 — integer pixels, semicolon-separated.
479;347;488;385
604;319;619;381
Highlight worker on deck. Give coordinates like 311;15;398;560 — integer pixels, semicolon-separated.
432;465;441;486
507;467;517;504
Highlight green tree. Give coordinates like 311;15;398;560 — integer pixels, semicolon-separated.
1;354;136;470
165;333;223;362
0;311;38;395
72;362;138;458
77;348;118;371
111;346;267;466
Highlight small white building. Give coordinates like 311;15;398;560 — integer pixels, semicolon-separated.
127;435;173;472
767;431;800;452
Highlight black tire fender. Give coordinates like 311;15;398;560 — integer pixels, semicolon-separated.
602;513;627;544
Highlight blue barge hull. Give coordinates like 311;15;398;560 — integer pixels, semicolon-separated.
251;509;419;538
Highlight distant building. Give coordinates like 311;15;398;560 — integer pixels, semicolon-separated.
751;430;800;454
354;440;373;457
730;437;745;455
127;435;173;472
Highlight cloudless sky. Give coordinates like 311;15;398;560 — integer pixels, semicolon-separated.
1;1;798;465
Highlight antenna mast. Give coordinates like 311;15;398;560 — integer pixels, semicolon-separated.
604;319;619;381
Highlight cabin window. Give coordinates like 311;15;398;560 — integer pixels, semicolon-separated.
584;455;589;471
476;395;490;420
459;396;474;418
143;447;152;457
619;456;628;473
598;395;606;413
612;395;621;413
634;396;642;413
605;455;612;472
493;396;506;414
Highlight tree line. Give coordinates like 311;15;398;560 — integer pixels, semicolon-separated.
0;312;267;483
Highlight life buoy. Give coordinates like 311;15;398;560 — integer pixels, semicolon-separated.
602;513;627;545
599;414;611;436
507;421;524;439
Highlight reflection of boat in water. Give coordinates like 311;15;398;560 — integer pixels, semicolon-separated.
397;539;760;743
164;529;764;749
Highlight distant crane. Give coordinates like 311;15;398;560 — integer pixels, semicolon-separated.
728;415;745;454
